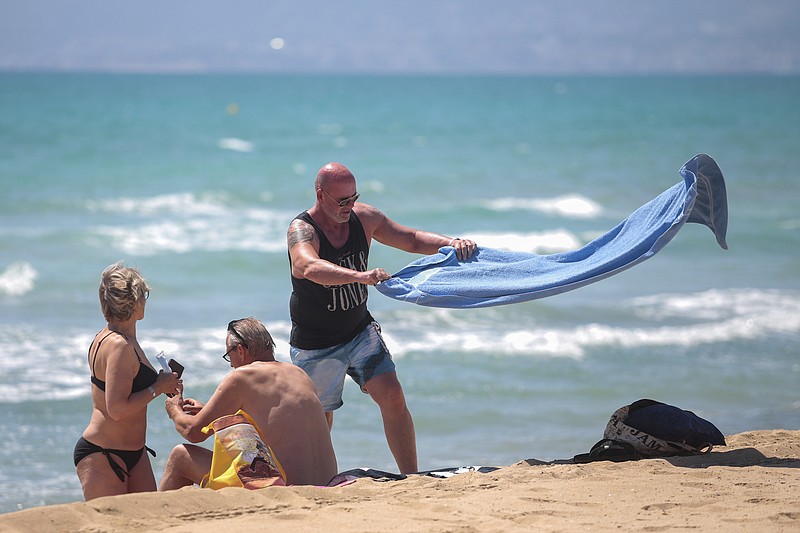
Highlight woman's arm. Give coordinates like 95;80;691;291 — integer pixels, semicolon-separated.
103;338;178;420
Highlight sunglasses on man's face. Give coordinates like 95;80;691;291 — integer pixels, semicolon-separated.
321;189;360;207
222;345;235;362
223;320;248;361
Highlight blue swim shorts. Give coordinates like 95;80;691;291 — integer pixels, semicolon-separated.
290;321;395;412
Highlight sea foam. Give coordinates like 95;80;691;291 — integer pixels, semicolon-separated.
87;192;293;255
464;230;583;254
0;261;38;297
379;288;800;359
483;194;602;218
87;192;230;217
218;137;254;153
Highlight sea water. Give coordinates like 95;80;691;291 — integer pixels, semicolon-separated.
1;73;798;513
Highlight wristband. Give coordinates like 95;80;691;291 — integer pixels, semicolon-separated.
147;385;157;398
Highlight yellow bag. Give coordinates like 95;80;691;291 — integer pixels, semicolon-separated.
199;409;287;489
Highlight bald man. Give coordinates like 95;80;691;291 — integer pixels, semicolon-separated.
286;162;476;474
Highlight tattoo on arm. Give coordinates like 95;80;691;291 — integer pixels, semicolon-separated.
288;222;317;249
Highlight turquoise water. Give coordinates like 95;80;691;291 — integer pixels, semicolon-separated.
1;73;798;513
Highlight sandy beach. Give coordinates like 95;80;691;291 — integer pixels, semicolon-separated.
1;429;797;532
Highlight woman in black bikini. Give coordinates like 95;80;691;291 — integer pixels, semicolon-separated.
74;262;181;501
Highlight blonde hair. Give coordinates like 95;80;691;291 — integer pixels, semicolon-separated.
227;317;276;361
98;262;150;322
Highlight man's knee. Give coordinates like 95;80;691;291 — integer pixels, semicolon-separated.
166;443;190;463
161;444;209;490
366;372;407;410
162;444;189;476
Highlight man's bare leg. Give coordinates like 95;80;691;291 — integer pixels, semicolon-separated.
159;444;212;491
365;371;418;474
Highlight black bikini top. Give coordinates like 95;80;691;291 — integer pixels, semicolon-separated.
89;331;158;394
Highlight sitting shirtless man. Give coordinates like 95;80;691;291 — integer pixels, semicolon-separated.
159;317;338;489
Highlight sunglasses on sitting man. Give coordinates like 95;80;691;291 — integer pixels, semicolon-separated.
222;319;249;362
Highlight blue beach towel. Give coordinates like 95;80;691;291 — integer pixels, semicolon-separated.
376;154;728;309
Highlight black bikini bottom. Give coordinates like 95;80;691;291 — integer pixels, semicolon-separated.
73;436;156;482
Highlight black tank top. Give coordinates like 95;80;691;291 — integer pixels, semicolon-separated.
89;331;158;394
289;210;374;349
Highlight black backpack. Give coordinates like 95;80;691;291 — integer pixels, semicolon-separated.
574;399;726;463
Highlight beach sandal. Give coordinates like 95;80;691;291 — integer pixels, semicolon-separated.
573;439;642;463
